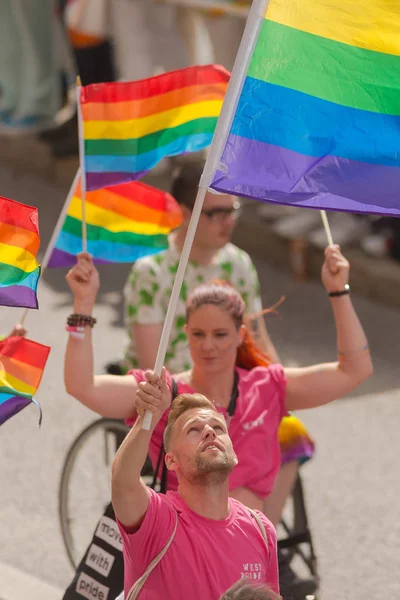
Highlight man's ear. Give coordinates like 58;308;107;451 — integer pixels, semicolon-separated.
165;452;178;472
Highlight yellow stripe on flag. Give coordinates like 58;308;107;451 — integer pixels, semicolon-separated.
83;100;223;140
0;368;36;397
266;0;400;56
0;241;39;273
68;196;171;235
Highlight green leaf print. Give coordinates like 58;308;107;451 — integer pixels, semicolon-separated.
153;255;164;266
171;331;187;347
221;261;233;279
242;292;249;308
152;282;159;293
238;278;245;288
165;351;175;363
184;363;191;371
197;274;204;284
139;289;154;306
176;315;186;329
179;281;188;302
129;271;138;286
148;267;156;277
128;304;137;317
168;262;179;275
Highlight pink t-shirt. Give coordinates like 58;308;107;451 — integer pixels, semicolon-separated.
118;488;279;599
129;365;287;499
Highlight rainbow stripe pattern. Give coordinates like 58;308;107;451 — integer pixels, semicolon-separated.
211;0;400;216
48;179;182;267
82;64;230;190
0;197;41;309
278;415;315;465
0;336;50;426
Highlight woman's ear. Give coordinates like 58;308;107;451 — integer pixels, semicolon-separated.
238;324;246;346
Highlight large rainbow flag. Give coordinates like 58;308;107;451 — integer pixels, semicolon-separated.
81;64;229;190
210;0;400;216
0;336;50;426
0;197;41;309
48;179;182;267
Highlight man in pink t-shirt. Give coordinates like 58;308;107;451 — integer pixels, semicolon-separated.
112;369;279;600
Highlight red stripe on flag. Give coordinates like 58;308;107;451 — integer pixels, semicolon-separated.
81;65;230;104
0;197;39;234
0;337;50;370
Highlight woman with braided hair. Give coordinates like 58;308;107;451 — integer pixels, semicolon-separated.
64;244;372;598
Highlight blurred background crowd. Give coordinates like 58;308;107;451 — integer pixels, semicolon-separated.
1;0;399;262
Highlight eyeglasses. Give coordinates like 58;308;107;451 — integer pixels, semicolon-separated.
201;200;242;222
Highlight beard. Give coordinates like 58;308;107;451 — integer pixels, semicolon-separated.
186;450;236;486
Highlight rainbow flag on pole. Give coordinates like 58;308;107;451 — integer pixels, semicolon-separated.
0;336;50;426
0;197;41;308
209;0;400;216
48;179;182;267
81;64;229;191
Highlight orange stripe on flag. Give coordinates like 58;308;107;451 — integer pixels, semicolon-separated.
81;83;228;122
0;222;40;255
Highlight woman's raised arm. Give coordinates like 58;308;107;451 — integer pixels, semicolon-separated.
285;245;373;411
64;252;137;419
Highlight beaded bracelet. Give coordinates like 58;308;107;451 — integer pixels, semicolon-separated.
67;313;97;328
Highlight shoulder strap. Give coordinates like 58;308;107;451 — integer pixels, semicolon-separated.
248;508;269;549
150;378;179;492
126;510;179;600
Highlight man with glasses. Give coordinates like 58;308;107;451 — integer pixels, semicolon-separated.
122;161;279;373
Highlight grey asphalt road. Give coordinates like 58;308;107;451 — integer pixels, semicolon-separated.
1;165;400;600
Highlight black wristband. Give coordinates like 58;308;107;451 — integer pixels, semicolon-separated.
328;284;350;298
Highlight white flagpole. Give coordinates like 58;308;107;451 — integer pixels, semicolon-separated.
320;210;334;246
142;0;271;430
76;76;88;253
19;169;81;326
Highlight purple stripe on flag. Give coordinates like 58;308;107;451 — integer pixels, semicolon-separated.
211;135;400;217
0;396;30;426
86;171;147;191
0;285;38;309
47;248;111;268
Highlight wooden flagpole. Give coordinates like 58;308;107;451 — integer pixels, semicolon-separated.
76;76;87;253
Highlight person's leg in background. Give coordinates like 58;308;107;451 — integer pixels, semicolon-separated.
1;0;61;133
0;1;19;121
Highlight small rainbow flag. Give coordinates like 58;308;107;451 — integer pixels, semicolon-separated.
48;179;182;267
0;336;50;426
0;197;41;309
210;0;400;216
81;64;229;190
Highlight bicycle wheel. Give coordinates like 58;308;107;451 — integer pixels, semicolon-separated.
59;418;129;570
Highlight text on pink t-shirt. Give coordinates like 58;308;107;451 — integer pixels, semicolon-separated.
118;488;279;600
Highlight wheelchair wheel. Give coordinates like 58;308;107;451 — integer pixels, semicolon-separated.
59;418;130;570
278;474;319;596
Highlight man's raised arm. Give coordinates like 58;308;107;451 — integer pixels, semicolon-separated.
111;368;171;528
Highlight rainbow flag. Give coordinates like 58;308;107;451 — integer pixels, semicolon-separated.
210;0;400;216
48;179;182;267
0;197;41;308
81;64;229;190
0;336;50;426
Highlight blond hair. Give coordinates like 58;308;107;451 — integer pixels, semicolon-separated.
219;580;282;600
163;393;218;452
